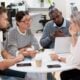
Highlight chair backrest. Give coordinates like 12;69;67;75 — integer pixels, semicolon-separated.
54;37;71;54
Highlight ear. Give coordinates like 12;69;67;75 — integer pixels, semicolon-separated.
16;21;20;26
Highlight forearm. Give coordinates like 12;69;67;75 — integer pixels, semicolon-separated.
1;50;15;59
71;35;77;47
0;58;19;70
40;36;52;48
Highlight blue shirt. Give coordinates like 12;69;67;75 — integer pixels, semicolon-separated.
40;19;70;48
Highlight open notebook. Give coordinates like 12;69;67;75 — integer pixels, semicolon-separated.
54;37;71;54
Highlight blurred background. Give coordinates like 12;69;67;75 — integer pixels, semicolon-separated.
0;0;80;33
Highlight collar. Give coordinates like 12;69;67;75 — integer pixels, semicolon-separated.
53;19;67;28
17;26;26;36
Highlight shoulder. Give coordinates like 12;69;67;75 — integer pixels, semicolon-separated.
8;27;18;36
45;20;54;26
44;20;54;29
9;27;17;33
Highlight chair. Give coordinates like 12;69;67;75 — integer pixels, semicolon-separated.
36;15;50;33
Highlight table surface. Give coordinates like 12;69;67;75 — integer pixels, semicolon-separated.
10;49;75;73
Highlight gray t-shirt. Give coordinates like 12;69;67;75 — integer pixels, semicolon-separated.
5;27;39;56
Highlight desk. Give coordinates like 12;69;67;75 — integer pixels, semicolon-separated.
10;49;75;73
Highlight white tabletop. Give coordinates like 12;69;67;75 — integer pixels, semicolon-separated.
9;49;75;73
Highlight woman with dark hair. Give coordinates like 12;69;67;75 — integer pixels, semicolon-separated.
6;11;39;57
5;11;47;80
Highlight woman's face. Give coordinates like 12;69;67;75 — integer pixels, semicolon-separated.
17;15;31;30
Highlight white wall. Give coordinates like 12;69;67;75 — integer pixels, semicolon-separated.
53;0;67;18
0;0;54;8
1;0;80;19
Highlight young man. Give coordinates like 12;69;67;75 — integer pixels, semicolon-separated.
0;7;25;78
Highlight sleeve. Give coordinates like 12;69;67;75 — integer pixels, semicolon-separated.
0;42;4;60
30;31;40;50
40;23;54;48
66;37;80;67
6;30;19;56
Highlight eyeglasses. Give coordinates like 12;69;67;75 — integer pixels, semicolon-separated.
20;18;31;23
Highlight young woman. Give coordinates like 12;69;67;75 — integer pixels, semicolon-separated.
6;11;47;80
6;11;39;57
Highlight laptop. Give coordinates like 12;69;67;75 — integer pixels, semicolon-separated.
54;37;71;54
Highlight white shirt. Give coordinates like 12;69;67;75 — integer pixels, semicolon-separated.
0;31;4;61
66;36;80;69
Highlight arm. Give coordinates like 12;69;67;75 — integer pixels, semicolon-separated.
0;54;24;70
50;53;66;62
40;23;54;48
71;35;77;47
1;50;15;59
30;31;40;50
6;30;18;56
69;25;78;47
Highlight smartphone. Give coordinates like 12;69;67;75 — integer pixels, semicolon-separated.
47;64;61;68
17;63;31;67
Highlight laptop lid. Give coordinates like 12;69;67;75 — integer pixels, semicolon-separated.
54;37;71;54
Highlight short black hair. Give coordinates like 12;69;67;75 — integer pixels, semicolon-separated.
16;11;29;22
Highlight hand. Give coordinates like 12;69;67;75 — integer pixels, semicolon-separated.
19;48;30;57
54;30;64;37
28;50;37;58
20;49;37;58
50;53;59;61
58;57;66;62
15;54;24;62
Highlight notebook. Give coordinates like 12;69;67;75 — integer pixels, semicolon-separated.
54;37;71;54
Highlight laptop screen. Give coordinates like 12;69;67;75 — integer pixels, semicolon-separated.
54;37;71;54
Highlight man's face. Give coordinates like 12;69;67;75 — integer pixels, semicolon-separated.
50;10;63;25
0;13;9;29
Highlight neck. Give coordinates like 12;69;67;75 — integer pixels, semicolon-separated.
56;18;64;27
18;27;26;33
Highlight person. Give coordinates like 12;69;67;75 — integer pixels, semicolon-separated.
5;11;39;57
40;7;70;48
0;7;26;78
50;11;80;80
5;11;47;80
